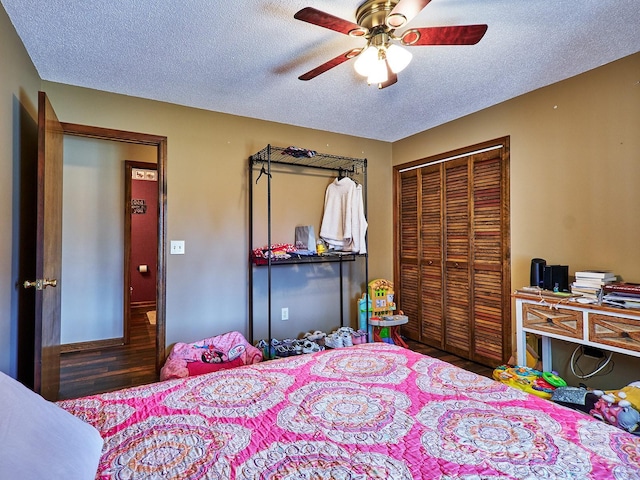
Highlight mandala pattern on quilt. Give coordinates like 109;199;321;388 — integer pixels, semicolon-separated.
413;357;523;401
97;378;175;400
56;398;135;432
440;476;511;480
577;419;640;476
100;415;250;479
237;440;412;479
278;380;413;444
310;348;410;384
254;354;313;371
163;369;294;418
358;342;402;351
418;399;593;478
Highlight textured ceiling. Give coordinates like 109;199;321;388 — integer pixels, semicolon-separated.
3;0;639;142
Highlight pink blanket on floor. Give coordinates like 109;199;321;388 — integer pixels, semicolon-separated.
159;330;262;381
59;343;640;479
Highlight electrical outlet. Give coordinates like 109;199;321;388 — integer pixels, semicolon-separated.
170;240;185;255
281;307;289;321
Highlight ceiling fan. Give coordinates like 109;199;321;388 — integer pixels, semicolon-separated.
294;0;487;89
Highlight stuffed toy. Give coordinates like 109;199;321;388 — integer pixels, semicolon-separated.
597;381;640;411
590;381;640;434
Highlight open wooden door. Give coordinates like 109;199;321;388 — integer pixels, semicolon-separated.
24;92;64;400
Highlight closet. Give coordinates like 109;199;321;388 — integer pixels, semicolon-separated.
248;145;368;344
394;138;511;366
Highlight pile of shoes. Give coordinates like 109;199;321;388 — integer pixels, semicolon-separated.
256;326;368;358
273;338;303;357
256;336;324;360
302;330;327;347
324;327;368;349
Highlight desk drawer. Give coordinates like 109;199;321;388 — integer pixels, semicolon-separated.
522;303;583;339
589;313;640;353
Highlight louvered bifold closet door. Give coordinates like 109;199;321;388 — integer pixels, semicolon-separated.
443;159;471;357
472;151;508;364
395;137;510;366
398;170;420;340
420;165;443;348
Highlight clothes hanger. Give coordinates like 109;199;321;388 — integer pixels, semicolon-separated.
256;162;272;184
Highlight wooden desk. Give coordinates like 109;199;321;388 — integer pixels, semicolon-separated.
514;292;640;371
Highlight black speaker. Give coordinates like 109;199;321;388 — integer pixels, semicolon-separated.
530;258;546;288
543;265;569;292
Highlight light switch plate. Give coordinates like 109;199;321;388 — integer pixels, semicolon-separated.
170;240;185;255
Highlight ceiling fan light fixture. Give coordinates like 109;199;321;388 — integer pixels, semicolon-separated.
294;1;488;87
367;55;389;85
354;45;378;76
386;43;412;73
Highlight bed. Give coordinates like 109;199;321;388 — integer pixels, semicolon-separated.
55;343;640;479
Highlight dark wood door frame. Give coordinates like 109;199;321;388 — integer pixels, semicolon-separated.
60;122;167;372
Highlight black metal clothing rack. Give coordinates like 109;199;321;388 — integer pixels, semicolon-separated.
248;145;368;344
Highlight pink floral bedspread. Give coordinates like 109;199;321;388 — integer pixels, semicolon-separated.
58;343;640;479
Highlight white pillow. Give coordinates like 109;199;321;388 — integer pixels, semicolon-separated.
0;371;103;480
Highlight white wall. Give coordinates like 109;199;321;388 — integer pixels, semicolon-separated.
61;136;156;344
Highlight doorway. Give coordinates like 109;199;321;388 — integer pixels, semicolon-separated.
19;93;167;400
125;161;158;342
60;122;167;371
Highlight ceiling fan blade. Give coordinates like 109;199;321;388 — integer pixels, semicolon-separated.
294;7;364;35
299;49;362;81
387;0;433;28
401;24;488;46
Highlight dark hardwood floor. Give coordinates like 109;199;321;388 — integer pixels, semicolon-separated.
58;308;158;400
59;320;495;400
404;338;495;379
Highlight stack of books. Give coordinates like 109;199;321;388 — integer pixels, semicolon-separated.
570;270;616;301
602;282;640;309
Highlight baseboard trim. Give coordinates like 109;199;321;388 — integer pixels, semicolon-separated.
131;300;156;309
61;337;125;354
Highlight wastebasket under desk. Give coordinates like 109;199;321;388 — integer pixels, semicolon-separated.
368;316;409;348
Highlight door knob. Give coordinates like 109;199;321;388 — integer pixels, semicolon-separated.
23;279;58;290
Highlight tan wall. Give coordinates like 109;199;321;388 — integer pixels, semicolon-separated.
0;7;41;375
40;81;393;346
393;52;640;388
3;0;638;390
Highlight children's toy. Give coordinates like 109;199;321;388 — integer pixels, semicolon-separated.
493;365;563;399
542;371;567;388
358;294;372;333
160;331;262;381
590;381;640;434
597;381;640;411
366;279;408;348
